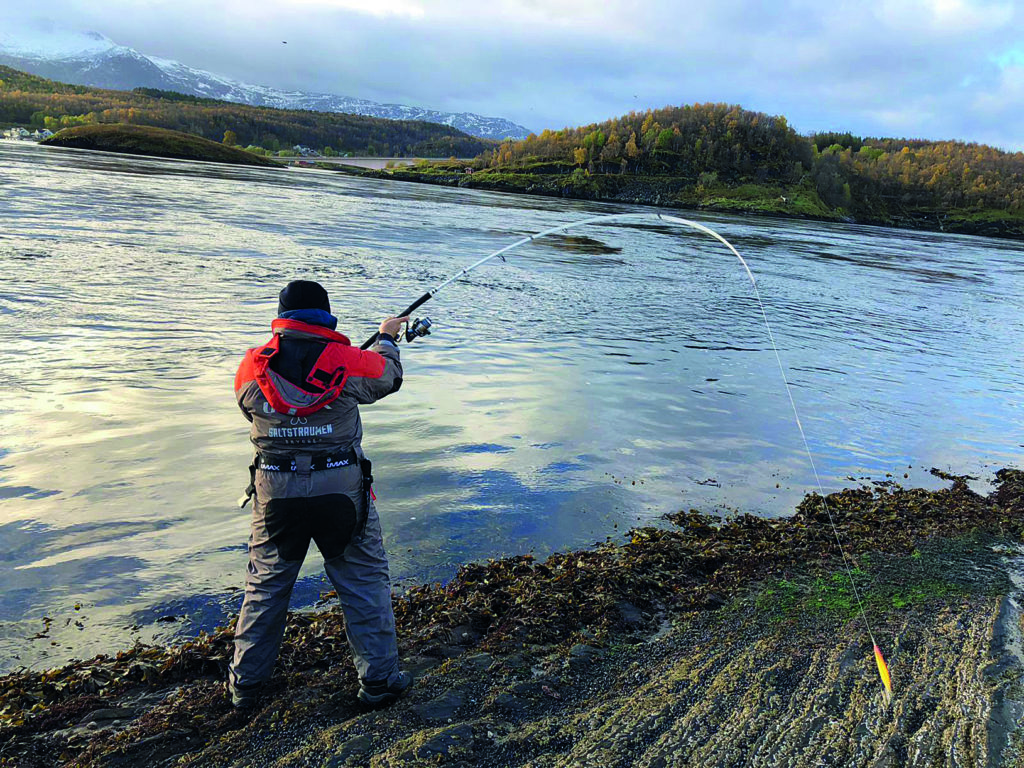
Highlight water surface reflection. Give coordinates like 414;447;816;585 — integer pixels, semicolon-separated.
1;141;1022;670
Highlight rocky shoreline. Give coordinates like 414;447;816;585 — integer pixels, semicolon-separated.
348;166;1024;242
3;469;1024;767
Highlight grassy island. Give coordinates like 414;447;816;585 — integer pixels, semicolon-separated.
3;469;1024;766
40;124;282;167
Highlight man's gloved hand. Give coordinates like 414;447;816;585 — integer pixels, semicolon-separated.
378;316;410;339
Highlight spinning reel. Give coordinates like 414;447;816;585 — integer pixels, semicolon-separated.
404;317;432;343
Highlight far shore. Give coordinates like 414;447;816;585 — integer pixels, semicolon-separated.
6;138;462;173
11;136;1023;241
349;163;1024;242
283;156;465;170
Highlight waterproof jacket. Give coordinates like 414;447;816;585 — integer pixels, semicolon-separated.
235;318;402;456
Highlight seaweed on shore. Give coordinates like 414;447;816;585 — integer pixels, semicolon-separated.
2;470;1023;766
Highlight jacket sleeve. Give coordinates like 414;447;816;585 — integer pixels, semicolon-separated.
342;342;403;405
234;350;256;422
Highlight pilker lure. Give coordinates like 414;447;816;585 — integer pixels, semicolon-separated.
363;212;893;703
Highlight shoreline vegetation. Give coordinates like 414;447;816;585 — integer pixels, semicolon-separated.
351;103;1024;241
361;163;1024;240
40;124;282;167
3;469;1024;766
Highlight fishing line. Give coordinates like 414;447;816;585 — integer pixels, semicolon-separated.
364;211;892;701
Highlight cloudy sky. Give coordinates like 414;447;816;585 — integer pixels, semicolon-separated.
7;0;1024;149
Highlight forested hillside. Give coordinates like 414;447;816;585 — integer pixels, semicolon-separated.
809;132;1024;214
0;66;492;157
476;104;1024;217
383;104;1023;237
486;104;812;183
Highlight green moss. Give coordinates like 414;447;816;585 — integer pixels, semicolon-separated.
751;534;1011;624
675;181;838;219
946;208;1024;224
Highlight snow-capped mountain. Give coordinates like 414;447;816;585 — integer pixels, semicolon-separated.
0;29;531;140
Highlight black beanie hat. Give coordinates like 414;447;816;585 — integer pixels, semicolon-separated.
278;280;330;316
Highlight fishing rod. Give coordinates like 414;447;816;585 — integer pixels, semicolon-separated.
363;211;893;703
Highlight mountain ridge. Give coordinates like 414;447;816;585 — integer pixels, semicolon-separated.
0;28;531;140
0;64;495;158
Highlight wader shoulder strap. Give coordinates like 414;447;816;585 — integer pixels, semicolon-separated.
359;457;375;535
252;334;344;417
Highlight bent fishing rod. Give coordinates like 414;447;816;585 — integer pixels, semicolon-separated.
361;211;893;703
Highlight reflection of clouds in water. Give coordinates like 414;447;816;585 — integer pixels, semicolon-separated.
386;466;635;586
0;485;60;500
0;550;149;614
450;443;515;454
0;520;154;669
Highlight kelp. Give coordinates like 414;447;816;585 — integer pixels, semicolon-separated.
1;469;1023;766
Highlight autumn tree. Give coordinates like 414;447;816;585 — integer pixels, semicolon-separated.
624;132;639;166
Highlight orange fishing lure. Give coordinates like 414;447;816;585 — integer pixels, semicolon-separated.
874;643;892;702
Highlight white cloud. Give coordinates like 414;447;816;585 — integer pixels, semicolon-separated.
973;63;1024;127
274;0;425;18
877;0;1013;32
3;0;1023;148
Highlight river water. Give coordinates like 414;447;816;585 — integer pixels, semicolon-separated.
1;140;1022;672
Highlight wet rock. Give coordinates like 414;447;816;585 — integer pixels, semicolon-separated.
413;690;466;724
127;728;192;749
77;707;130;725
462;652;494;671
870;734;908;768
567;643;600;669
423;644;465;660
487;691;531;715
703;591;728;609
401;655;442;679
507;680;540;697
616;600;644;626
568;644;598;659
447;624;480;645
496;653;528;671
417;723;474;760
323;734;372;767
382;723;476;765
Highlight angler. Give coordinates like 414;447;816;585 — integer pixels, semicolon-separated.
229;279;412;709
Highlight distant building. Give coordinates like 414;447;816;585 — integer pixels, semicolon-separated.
3;128;31;140
31;129;54;140
292;145;320;157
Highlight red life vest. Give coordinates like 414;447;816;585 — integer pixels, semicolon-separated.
237;319;387;417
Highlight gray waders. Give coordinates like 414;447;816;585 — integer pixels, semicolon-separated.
228;456;400;690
